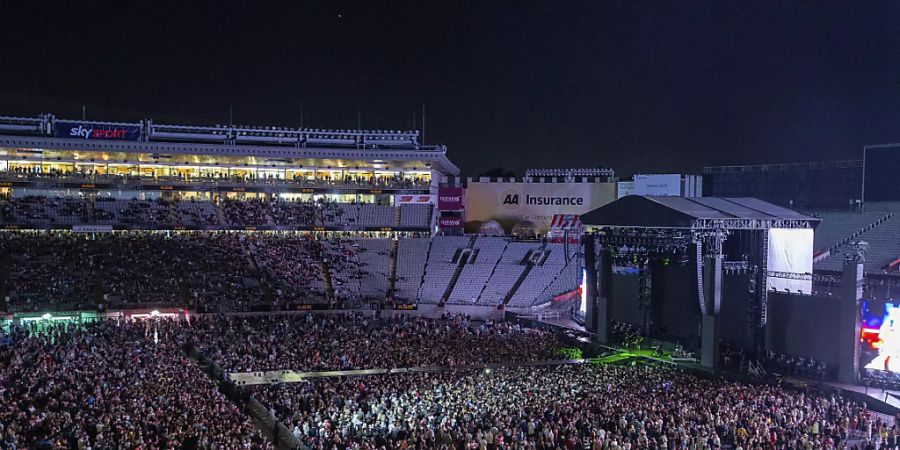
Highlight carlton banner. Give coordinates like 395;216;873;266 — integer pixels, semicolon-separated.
465;182;616;233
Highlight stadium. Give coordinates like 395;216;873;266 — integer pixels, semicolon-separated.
2;110;900;449
6;3;900;448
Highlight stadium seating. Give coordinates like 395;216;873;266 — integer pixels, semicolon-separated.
0;229;588;312
508;243;579;307
812;212;889;255
417;236;471;303
394;237;430;302
352;238;392;298
0;195;431;230
812;211;900;272
447;237;506;304
321;203;358;227
358;204;396;228
399;204;432;228
478;241;542;305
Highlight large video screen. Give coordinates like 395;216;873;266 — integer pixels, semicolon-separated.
864;146;900;202
861;300;900;372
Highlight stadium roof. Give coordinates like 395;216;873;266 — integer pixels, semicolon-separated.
582;195;820;230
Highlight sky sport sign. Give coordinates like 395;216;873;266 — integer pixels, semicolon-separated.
54;121;141;141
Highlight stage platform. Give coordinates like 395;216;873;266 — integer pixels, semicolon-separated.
818;380;900;415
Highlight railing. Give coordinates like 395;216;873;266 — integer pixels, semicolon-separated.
0;170;432;191
187;344;308;450
0;114;442;152
703;159;863;174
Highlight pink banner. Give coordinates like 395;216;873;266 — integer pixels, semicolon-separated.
438;187;464;211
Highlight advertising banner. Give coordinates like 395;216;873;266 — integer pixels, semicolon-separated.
72;225;113;233
465;182;615;232
54;121;141;141
548;214;583;243
394;194;435;205
633;174;682;196
617;181;635;198
438;215;463;229
438;187;464;211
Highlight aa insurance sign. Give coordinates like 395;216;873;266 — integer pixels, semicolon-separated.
466;182;615;231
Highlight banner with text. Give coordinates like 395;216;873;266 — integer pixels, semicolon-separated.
633;174;682;196
465;182;616;233
438;215;463;229
394;194;435;205
54;121;141;141
438;187;464;211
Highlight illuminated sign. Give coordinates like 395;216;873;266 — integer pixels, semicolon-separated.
55;121;141;141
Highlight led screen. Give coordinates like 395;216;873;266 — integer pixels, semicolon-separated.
861;301;900;372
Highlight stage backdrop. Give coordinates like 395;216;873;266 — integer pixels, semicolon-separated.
767;228;814;294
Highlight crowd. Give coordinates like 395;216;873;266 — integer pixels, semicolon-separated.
0;232;416;312
1;166;431;189
0;320;270;449
190;313;565;373
2;233;98;312
0;196;90;226
247;234;327;306
0;195;427;230
1;309;898;450
253;362;891;450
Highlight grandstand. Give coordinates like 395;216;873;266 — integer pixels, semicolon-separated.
0;113;458;232
810;211;900;273
1;128;897;450
0;232;583;313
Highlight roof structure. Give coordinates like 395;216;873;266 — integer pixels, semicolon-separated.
581;195;820;230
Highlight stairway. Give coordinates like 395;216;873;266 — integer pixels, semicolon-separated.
503;243;547;305
828;212;894;255
503;261;535;306
439;236;477;304
321;260;335;304
0;250;11;311
538;249;550;265
475;241;509;304
213;198;228;226
164;199;179;225
394;206;402;227
85;197;97;223
386;239;399;300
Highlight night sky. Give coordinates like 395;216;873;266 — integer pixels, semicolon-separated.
2;1;900;177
